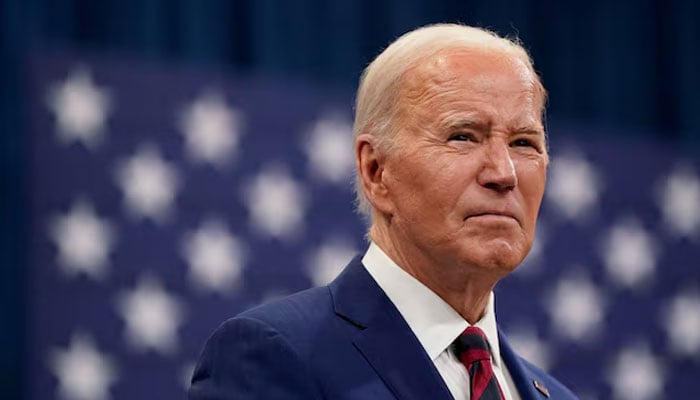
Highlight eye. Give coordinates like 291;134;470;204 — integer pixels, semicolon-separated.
449;133;472;142
511;138;536;148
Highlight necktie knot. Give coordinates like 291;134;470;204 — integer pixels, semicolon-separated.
454;326;493;364
454;326;505;400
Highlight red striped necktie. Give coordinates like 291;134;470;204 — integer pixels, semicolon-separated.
454;326;505;400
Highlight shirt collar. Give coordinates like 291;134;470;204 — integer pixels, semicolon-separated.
362;242;502;365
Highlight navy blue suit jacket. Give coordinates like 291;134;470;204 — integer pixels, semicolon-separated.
189;257;578;399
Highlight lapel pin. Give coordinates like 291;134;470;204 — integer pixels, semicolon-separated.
533;380;550;398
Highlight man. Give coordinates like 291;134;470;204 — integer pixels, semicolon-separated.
189;23;578;400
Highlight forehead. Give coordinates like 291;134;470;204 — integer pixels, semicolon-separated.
431;47;532;79
400;48;543;114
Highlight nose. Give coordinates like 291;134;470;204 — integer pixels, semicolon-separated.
477;140;517;191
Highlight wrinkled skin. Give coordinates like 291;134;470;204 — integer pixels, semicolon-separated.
356;48;548;322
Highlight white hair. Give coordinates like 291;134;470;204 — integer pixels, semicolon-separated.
352;23;546;221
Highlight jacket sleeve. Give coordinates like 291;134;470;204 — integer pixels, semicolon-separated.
188;316;323;400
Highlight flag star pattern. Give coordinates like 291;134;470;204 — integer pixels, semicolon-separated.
607;344;665;400
116;275;185;355
663;290;700;357
115;145;180;223
49;200;115;280
305;237;358;286
26;52;700;400
243;165;307;240
302;112;355;184
601;218;659;290
182;218;245;294
46;67;111;149
179;91;243;167
545;152;601;221
49;333;118;400
546;272;606;343
657;166;700;238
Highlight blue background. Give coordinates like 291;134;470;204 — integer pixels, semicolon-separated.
2;1;700;398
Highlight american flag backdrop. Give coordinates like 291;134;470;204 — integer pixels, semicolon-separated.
25;51;700;400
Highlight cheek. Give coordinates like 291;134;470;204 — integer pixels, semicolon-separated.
390;154;466;218
428;157;476;204
384;155;435;211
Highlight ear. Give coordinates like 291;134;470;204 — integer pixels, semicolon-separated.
355;134;394;215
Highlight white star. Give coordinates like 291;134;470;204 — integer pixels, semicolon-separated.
115;146;180;223
243;165;307;240
507;327;553;371
607;344;665;400
49;333;118;400
305;237;357;286
49;200;115;280
657;166;700;238
302;113;354;184
547;272;606;342
663;290;700;357
546;153;601;221
47;67;111;149
601;218;658;289
179;92;242;167
182;219;246;294
116;275;185;355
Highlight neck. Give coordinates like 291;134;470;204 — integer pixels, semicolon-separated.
369;222;498;324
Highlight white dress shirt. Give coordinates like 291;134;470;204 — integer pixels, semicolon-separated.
362;242;522;400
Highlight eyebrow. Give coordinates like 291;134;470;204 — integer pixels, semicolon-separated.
513;127;545;136
445;118;489;132
445;119;544;136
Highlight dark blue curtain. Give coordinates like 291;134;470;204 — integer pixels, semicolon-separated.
2;0;699;397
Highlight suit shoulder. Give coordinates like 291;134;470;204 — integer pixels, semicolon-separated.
239;285;332;326
190;292;326;399
215;286;333;351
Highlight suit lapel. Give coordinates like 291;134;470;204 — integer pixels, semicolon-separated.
329;257;454;400
498;331;549;400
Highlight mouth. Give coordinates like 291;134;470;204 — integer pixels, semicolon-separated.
465;211;518;222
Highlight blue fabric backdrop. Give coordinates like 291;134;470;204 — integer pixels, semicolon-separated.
2;1;700;398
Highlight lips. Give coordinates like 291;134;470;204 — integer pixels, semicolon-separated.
470;211;515;218
465;210;519;223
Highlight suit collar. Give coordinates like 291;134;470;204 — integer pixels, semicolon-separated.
361;242;503;365
329;257;454;400
329;257;553;400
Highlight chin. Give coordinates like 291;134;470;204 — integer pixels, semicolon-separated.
469;254;518;273
467;241;527;274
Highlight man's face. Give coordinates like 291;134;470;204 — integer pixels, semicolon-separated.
379;48;548;278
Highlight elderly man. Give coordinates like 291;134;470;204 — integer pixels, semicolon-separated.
189;24;578;400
